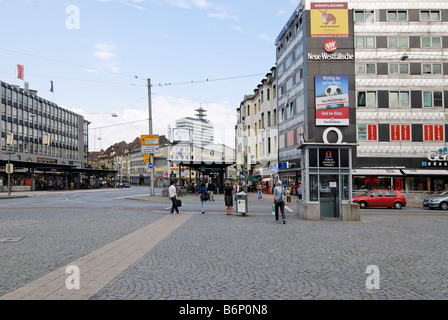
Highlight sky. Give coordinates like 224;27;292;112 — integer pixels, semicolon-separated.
0;0;300;151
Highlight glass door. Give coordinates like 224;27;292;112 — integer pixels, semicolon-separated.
319;175;340;219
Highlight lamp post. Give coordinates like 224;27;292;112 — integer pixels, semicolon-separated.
148;78;155;196
6;133;14;196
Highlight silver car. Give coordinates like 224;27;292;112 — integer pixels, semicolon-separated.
423;191;448;210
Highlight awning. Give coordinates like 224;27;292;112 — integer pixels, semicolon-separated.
352;169;403;176
402;169;448;175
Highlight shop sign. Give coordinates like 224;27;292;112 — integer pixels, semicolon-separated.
308;52;354;61
424;149;448;167
319;149;339;167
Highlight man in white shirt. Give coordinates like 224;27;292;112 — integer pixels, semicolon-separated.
169;181;179;214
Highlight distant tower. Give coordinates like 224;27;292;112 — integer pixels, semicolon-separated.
176;105;214;147
195;105;207;120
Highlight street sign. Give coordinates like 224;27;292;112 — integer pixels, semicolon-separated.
6;164;13;174
142;145;159;154
143;154;150;163
141;135;159;146
148;163;153;169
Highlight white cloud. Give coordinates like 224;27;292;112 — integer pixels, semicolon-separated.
83;95;235;151
91;43;120;73
258;33;273;43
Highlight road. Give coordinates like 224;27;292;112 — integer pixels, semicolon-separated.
0;186;441;215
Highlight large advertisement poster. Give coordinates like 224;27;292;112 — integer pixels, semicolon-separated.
315;75;349;126
310;2;349;38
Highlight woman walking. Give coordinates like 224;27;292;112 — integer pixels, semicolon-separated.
257;182;263;200
198;181;208;214
224;180;234;215
272;180;286;224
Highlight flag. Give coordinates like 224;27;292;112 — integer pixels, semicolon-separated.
17;64;24;80
50;80;54;93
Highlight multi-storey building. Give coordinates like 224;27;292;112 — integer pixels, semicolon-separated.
175;106;214;147
0;80;92;191
169;107;235;191
274;0;448;219
236;68;278;190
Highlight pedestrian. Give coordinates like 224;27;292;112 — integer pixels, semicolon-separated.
272;180;286;224
257;182;263;200
169;180;179;214
208;180;216;201
224;180;233;215
198;181;208;214
297;182;302;200
286;185;291;204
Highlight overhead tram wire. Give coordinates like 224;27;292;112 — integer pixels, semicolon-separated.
89;118;149;131
1;47;266;89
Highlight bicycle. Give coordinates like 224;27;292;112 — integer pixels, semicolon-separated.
161;188;169;197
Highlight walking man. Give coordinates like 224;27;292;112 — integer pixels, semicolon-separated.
208;180;216;201
169;181;179;214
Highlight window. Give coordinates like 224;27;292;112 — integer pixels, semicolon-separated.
389;63;409;75
356;63;376;74
384;191;397;197
420;10;440;21
389;91;409;108
388;36;408;48
423;91;443;108
387;10;408;21
354;10;374;22
357;91;376;108
421;36;441;48
390;125;411;141
355;36;375;48
422;63;442;75
424;125;444;141
357;124;378;141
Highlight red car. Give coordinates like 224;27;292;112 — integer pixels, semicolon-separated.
353;190;406;209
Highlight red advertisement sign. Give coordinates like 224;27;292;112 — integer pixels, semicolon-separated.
368;125;377;141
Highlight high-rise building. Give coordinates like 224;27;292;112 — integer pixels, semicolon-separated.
275;0;448;219
175;106;214;147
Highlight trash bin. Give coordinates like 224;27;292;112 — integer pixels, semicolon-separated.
235;191;248;215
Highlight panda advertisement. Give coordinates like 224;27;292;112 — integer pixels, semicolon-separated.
315;75;349;126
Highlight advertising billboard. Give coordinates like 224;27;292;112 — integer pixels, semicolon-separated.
310;2;349;38
315;75;349;126
173;128;191;142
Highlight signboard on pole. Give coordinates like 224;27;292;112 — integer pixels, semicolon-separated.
142;145;160;155
141;135;159;146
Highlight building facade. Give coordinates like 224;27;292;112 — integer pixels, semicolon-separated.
1;80;91;191
274;0;448;219
236;68;279;190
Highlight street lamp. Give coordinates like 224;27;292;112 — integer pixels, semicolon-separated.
6;133;14;196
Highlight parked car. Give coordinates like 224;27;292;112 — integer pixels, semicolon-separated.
124;183;131;188
353;190;406;209
423;191;448;210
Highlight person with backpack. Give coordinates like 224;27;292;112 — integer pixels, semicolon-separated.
198;181;209;214
272;180;286;224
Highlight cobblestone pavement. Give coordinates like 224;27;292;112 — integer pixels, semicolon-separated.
92;212;448;300
1;196;447;300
